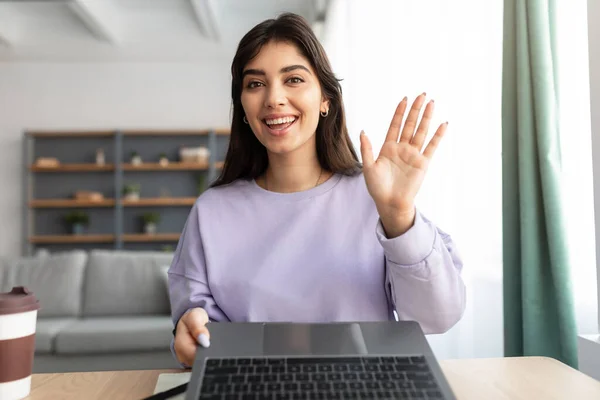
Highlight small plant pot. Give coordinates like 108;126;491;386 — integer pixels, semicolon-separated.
159;157;169;167
124;192;140;201
131;155;142;166
144;222;157;235
71;223;85;235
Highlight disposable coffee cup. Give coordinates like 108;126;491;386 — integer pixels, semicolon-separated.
0;287;40;400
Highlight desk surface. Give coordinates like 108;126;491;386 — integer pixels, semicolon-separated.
25;356;600;400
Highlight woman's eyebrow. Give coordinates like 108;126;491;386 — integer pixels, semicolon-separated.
242;69;265;78
242;64;311;79
280;65;311;74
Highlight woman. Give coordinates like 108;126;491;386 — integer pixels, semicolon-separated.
169;13;465;368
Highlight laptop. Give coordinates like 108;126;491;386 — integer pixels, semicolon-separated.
184;320;456;399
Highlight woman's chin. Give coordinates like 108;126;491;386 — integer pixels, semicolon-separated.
265;144;297;155
260;131;316;156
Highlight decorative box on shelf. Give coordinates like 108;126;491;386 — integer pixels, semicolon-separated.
179;146;210;164
74;191;104;202
34;157;60;168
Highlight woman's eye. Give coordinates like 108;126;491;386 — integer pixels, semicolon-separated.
247;81;264;89
287;77;304;84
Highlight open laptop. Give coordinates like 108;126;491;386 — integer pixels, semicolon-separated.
184;320;456;399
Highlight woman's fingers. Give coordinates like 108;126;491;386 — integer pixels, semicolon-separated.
399;93;427;143
361;93;446;164
185;308;211;346
384;97;408;143
360;131;375;168
174;308;211;368
422;122;449;159
411;100;435;151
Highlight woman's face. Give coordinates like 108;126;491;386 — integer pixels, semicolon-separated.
240;41;329;158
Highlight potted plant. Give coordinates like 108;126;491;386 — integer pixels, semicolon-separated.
196;174;206;196
123;183;141;201
161;245;175;252
141;212;160;235
131;151;142;166
159;153;169;167
63;211;90;235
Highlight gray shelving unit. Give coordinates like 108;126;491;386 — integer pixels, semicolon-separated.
22;129;229;256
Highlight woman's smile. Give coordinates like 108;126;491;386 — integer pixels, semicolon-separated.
262;114;299;136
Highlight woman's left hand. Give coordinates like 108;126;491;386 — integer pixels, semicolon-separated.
360;93;448;238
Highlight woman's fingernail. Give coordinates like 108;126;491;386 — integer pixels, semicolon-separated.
197;333;211;348
422;92;427;96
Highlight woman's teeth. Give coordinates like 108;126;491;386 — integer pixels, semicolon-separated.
264;116;297;131
265;116;296;126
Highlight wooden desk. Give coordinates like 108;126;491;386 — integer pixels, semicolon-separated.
25;357;600;400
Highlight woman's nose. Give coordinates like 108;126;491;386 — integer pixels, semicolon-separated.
264;84;287;108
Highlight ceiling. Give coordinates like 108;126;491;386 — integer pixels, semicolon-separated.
0;0;329;62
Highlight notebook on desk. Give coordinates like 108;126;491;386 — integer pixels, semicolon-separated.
183;321;456;400
152;373;191;400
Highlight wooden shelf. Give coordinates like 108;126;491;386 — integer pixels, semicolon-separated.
24;127;229;253
122;162;209;171
28;162;222;172
30;234;180;243
29;235;115;244
122;233;181;242
30;164;115;172
29;198;197;207
122;129;230;136
25;129;231;138
29;199;115;208
26;131;115;138
122;197;196;207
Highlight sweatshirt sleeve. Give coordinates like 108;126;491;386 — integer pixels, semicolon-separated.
168;201;230;365
377;210;466;334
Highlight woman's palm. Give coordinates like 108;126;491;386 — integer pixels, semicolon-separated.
360;94;448;214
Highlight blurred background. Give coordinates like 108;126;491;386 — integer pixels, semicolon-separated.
0;0;597;371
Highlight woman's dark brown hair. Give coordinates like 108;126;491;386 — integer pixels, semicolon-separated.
211;12;361;188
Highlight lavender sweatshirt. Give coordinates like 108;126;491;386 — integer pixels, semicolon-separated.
168;172;465;345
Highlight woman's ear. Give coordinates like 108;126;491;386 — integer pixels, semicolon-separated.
321;98;330;114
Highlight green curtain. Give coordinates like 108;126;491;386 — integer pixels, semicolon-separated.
502;0;578;367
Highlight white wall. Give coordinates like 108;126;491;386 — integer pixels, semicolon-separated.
588;0;600;335
579;0;600;379
0;61;232;257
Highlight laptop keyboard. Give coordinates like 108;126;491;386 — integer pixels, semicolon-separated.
197;356;444;399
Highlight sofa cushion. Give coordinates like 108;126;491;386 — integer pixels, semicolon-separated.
54;316;173;354
0;250;88;317
0;253;46;293
160;265;169;292
35;318;77;353
82;250;174;316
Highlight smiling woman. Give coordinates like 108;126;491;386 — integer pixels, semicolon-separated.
166;12;466;369
212;13;361;193
241;43;328;171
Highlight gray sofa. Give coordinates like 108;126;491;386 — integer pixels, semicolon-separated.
0;249;182;373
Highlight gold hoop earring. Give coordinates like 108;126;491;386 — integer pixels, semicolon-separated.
320;110;329;117
243;116;249;124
